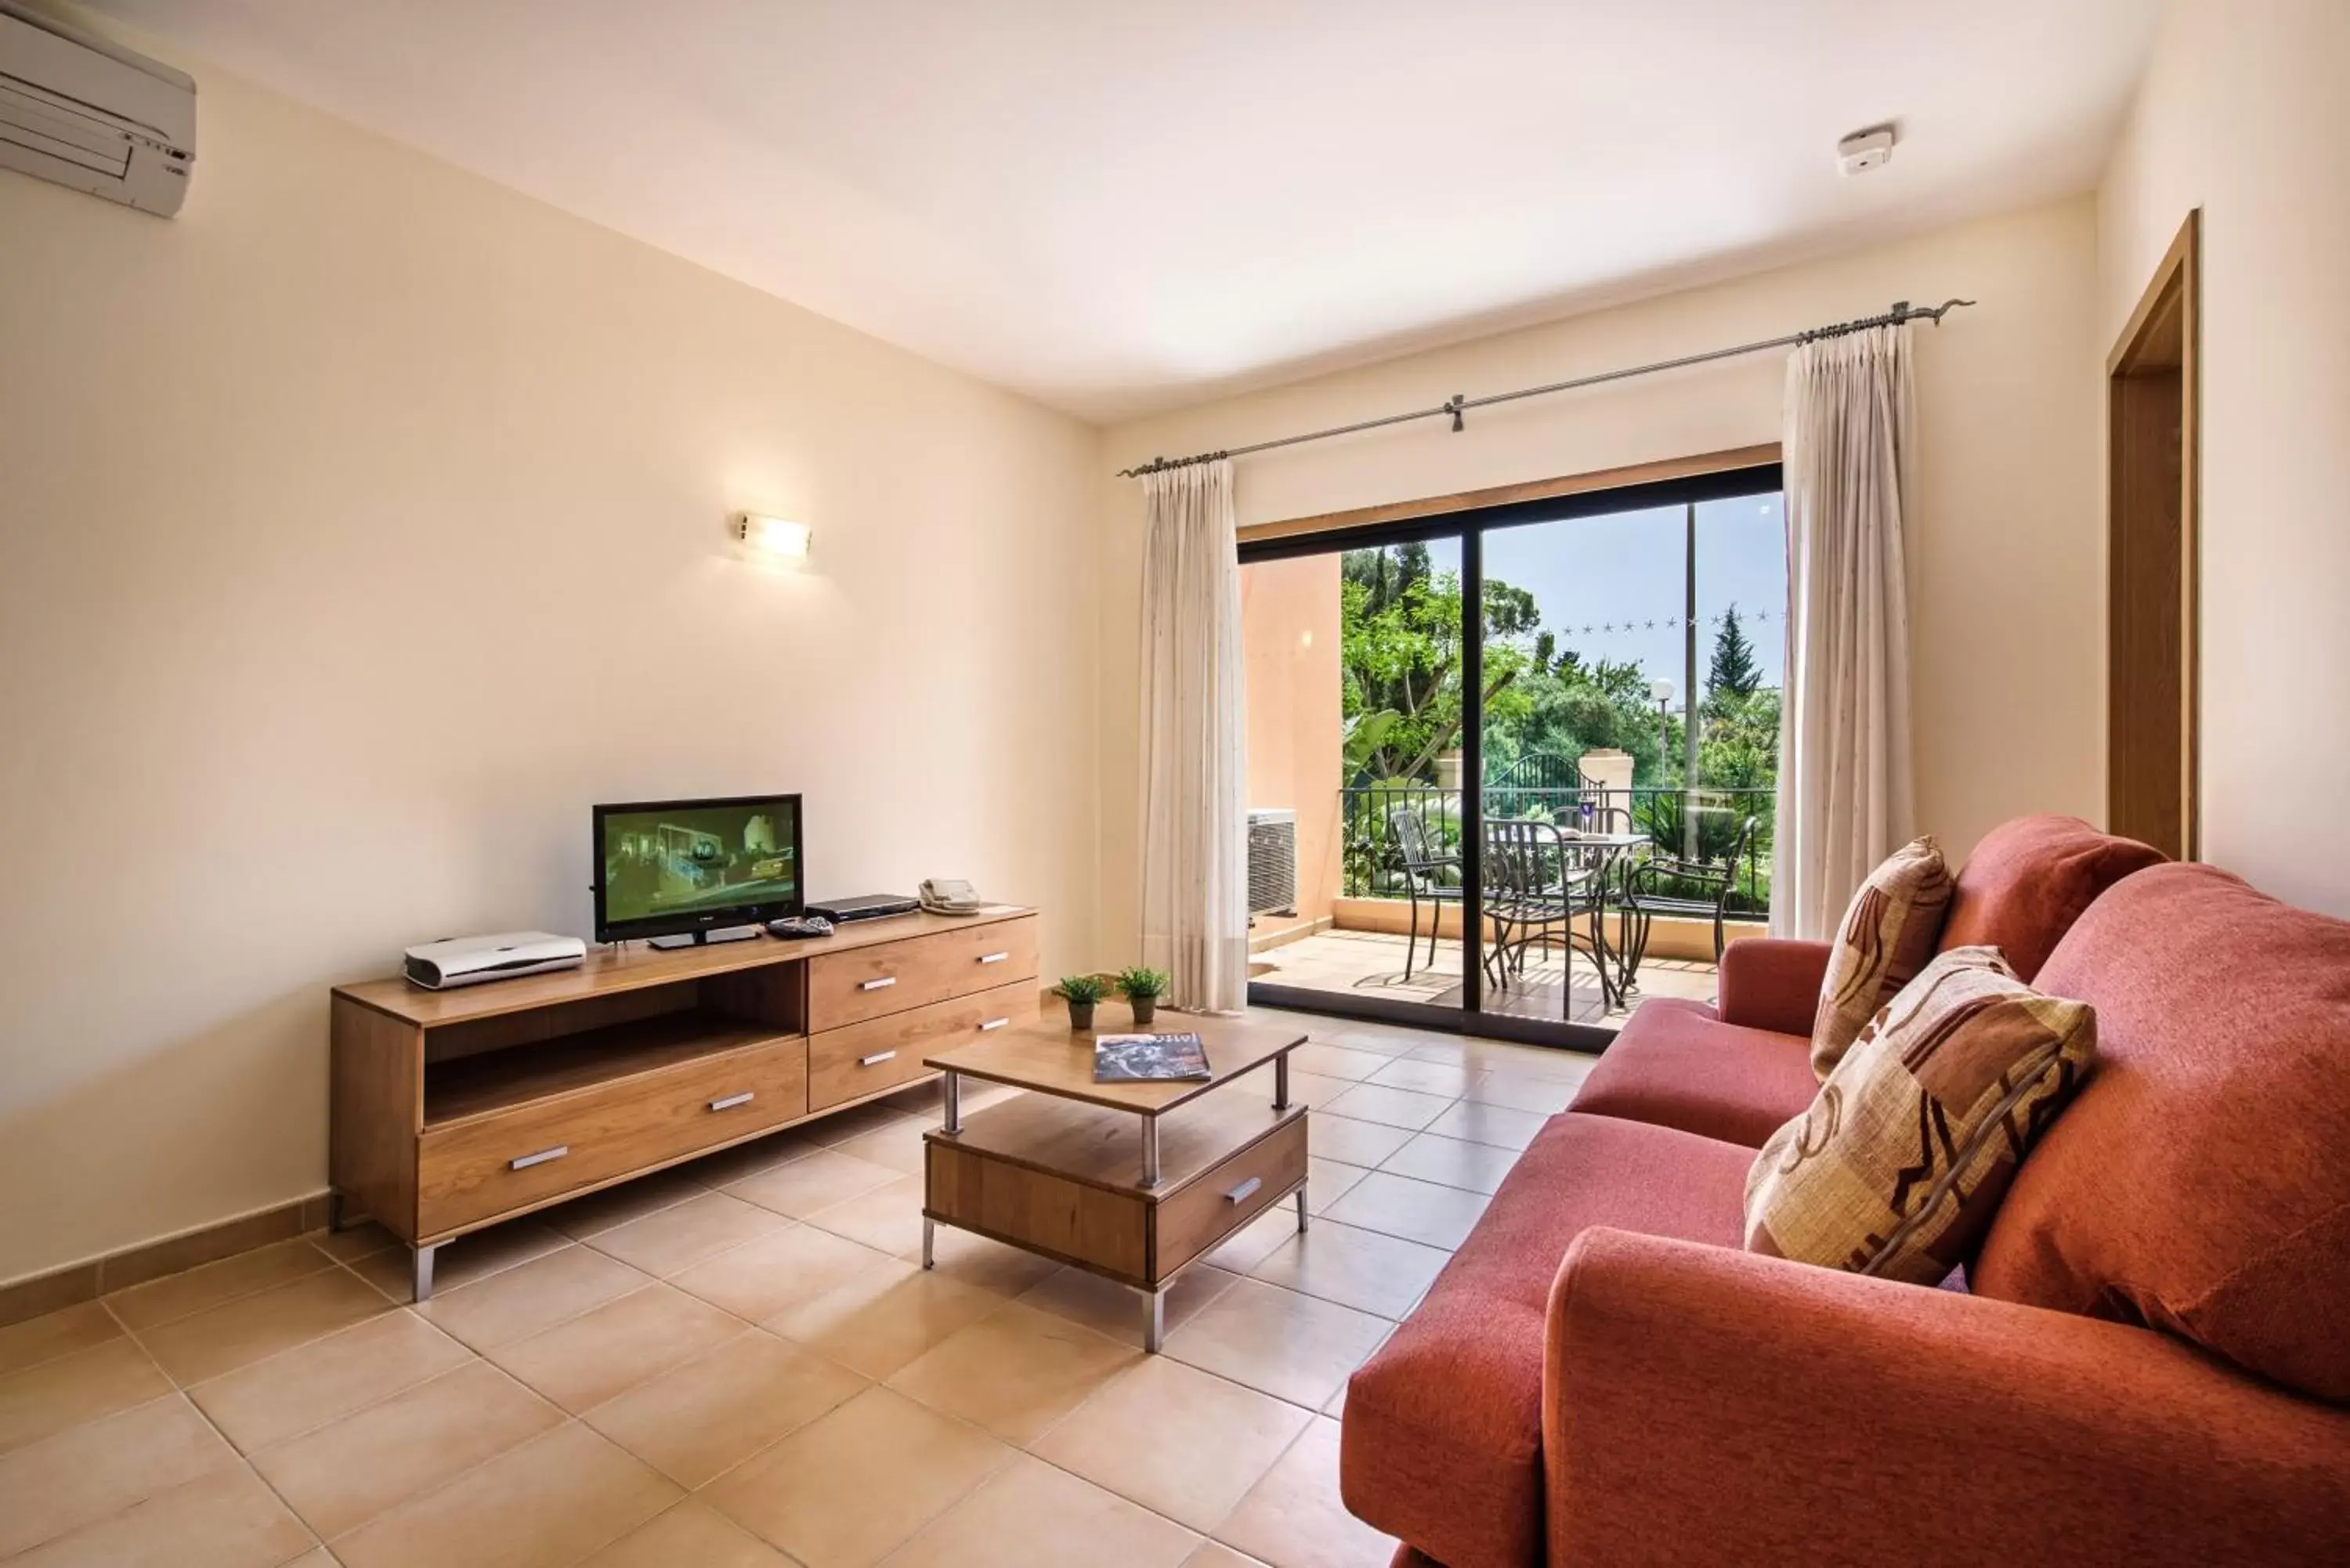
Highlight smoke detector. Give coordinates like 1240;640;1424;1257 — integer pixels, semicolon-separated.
1837;125;1896;175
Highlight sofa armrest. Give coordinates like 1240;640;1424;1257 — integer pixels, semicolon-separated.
1713;938;1830;1034
1544;1229;2350;1568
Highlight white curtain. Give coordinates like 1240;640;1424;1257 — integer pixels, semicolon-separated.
1138;459;1249;1012
1772;323;1918;939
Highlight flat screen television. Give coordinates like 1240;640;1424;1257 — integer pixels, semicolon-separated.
592;793;803;943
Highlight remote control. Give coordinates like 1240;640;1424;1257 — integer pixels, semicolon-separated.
765;916;835;939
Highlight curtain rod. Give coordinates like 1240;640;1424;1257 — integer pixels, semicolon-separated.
1115;297;1976;479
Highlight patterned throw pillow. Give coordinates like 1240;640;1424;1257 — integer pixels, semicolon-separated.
1747;946;2095;1286
1811;836;1953;1078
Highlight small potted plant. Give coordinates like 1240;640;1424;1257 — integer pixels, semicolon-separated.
1115;966;1170;1026
1054;974;1107;1030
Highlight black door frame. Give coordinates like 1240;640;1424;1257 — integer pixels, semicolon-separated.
1240;461;1784;1053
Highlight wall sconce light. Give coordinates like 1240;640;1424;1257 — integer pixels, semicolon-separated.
732;511;812;559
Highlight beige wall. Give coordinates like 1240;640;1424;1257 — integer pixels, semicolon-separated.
1099;200;2107;952
2097;0;2350;918
0;30;1101;1283
1238;555;1343;930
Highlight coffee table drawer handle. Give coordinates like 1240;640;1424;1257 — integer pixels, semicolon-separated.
708;1092;755;1111
978;1017;1010;1031
859;1050;898;1068
1224;1176;1264;1205
510;1145;568;1172
978;951;1009;964
859;976;897;992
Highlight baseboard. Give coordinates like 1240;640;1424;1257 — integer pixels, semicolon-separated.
0;1190;334;1329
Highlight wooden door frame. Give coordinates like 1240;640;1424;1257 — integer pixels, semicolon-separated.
2106;210;2200;858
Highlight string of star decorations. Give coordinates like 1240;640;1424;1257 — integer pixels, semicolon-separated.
1555;608;1778;638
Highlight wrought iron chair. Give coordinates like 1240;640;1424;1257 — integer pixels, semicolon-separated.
1618;814;1761;981
1386;807;1461;981
1480;818;1621;1017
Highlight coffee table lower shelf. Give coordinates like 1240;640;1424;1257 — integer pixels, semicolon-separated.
921;1090;1309;1350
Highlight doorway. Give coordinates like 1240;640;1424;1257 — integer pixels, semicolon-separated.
2107;210;2200;858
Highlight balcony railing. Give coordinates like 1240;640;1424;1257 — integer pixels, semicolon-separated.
1340;783;1776;915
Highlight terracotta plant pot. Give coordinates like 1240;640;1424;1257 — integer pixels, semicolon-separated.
1068;1000;1095;1030
1129;996;1158;1027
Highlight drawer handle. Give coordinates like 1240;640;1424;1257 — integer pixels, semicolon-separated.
509;1145;569;1172
978;951;1010;964
859;976;898;992
709;1091;755;1111
859;1050;898;1068
978;1017;1010;1031
1224;1176;1264;1205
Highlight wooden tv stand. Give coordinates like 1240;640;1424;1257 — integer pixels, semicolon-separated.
328;905;1039;1299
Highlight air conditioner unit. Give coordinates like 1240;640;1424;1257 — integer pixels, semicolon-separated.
1;0;193;216
1246;809;1297;917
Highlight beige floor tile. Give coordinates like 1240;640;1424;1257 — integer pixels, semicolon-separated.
883;1453;1198;1568
670;1224;895;1322
585;1190;788;1278
107;1240;338;1332
344;1219;571;1302
0;1302;123;1378
766;1258;1004;1379
1202;1208;1306;1274
580;1499;797;1568
1315;1084;1452;1133
1163;1280;1390;1410
1321;1172;1490;1251
1374;1131;1521;1195
1462;1070;1581;1114
1032;1357;1313;1532
1444;1040;1596;1083
1214;1418;1395;1568
887;1302;1139;1446
11;1464;314;1568
1286;1044;1390;1082
585;1329;865;1488
283;1552;334;1568
726;1149;905;1218
188;1310;473;1455
1363;1057;1478;1098
0;1394;237;1556
1184;1544;1272;1568
136;1270;392;1386
1017;1263;1235;1351
806;1104;921;1147
1423;1099;1549;1151
331;1422;679;1568
674;1128;824;1188
826;1117;931;1176
802;1176;928;1256
701;1385;1010;1568
312;1222;402;1263
1248;1219;1448;1320
251;1360;561;1539
540;1172;707;1241
1305;1115;1415;1169
914;1227;1062;1296
1304;1159;1370;1215
1320;1028;1418;1059
488;1283;744;1412
414;1245;648;1353
0;1335;174;1455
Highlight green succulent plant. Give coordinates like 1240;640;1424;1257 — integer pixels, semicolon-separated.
1054;974;1108;1004
1114;966;1170;1000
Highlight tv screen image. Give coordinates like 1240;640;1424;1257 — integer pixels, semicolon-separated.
595;794;801;939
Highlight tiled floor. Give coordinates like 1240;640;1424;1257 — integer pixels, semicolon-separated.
1253;926;1719;1029
0;1009;1597;1568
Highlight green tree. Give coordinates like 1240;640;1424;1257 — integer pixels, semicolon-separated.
1707;605;1762;699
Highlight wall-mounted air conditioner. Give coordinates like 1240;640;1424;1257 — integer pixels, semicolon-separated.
1;0;194;216
1247;809;1297;917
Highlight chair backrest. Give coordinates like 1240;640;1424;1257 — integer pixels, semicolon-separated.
1387;807;1448;885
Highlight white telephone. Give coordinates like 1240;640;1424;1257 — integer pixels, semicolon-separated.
919;879;985;915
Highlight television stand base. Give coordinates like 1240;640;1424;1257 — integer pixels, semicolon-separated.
648;925;763;949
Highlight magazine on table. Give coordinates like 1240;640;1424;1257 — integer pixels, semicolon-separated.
1093;1031;1212;1082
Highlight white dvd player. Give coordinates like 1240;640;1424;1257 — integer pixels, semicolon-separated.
403;931;587;990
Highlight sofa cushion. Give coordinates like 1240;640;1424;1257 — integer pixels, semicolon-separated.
1937;815;2164;981
1569;998;1819;1148
1340;1112;1751;1568
1972;863;2350;1401
1748;946;2096;1284
1812;835;1954;1076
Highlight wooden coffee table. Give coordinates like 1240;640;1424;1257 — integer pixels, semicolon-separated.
921;1016;1311;1350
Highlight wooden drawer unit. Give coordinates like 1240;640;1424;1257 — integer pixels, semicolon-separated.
1152;1113;1309;1277
808;979;1037;1111
418;1034;807;1237
806;914;1037;1031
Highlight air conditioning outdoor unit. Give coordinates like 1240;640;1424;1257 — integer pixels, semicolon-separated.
1246;809;1297;917
1;0;194;217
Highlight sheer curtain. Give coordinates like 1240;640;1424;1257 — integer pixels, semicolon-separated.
1138;460;1249;1012
1773;323;1918;938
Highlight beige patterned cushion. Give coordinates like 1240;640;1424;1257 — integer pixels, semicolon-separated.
1746;946;2095;1285
1811;836;1953;1078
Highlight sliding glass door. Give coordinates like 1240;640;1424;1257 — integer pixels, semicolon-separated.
1239;464;1784;1051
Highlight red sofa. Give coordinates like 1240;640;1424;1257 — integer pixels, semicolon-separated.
1340;816;2350;1566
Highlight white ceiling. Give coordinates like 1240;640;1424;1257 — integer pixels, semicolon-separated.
88;0;2161;421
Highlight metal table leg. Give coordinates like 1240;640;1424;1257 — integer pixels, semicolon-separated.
921;1217;935;1270
1296;1186;1310;1231
1142;1288;1164;1353
1274;1053;1290;1111
1141;1118;1160;1188
411;1243;436;1303
942;1070;961;1134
